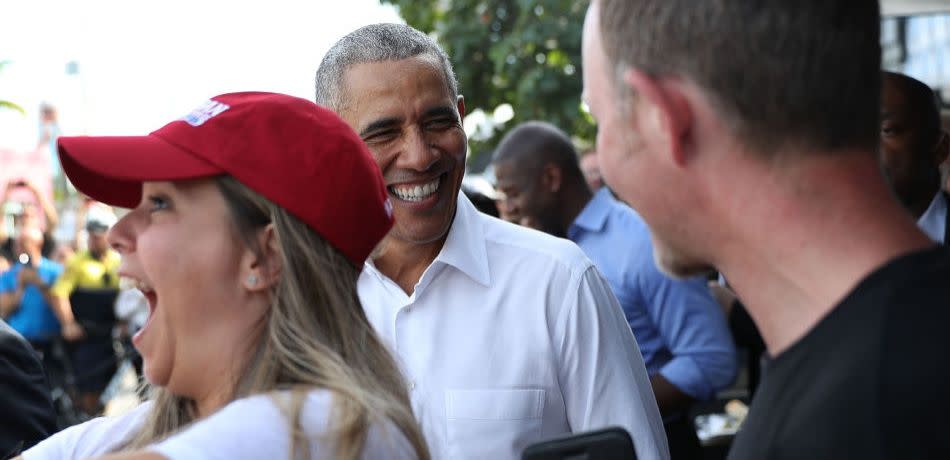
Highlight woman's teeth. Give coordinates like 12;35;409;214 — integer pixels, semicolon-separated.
390;177;440;202
120;276;154;293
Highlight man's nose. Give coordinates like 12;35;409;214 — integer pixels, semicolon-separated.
398;128;440;172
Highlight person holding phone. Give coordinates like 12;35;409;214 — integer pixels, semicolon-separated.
0;225;64;352
0;181;60;265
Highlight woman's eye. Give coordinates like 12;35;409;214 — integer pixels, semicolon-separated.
147;195;170;212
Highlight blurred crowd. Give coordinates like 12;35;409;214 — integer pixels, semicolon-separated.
0;181;146;428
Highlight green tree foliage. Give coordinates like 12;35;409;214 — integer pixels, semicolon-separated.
382;0;594;168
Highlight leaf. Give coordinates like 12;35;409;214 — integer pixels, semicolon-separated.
0;100;26;115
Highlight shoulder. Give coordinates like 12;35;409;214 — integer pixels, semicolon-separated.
0;320;38;364
39;258;63;275
151;390;416;460
23;401;152;460
479;213;592;274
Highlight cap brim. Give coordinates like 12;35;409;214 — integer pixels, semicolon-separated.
58;135;222;208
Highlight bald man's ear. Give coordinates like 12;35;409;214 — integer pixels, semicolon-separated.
540;163;563;193
933;130;949;167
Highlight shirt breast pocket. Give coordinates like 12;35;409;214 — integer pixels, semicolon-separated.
445;388;545;459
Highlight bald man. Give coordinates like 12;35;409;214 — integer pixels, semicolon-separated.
492;121;737;459
880;72;949;243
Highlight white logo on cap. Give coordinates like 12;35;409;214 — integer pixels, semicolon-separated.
182;100;230;126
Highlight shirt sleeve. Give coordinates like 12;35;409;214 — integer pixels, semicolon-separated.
148;392;416;460
148;396;294;460
638;260;737;400
555;265;670;460
22;402;152;460
50;261;78;299
0;270;14;294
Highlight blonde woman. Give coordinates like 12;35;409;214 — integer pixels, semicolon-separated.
20;92;429;460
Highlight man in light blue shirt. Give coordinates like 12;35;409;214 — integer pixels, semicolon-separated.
880;71;949;243
0;226;63;344
493;121;737;459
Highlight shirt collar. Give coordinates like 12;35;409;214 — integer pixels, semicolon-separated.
571;188;614;234
362;193;491;289
917;190;948;242
432;193;491;287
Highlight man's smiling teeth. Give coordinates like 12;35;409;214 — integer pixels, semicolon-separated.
390;178;440;202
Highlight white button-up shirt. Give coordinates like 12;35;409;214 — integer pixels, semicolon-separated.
359;195;669;460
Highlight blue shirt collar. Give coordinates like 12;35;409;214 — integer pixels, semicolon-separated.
571;188;615;234
917;190;948;243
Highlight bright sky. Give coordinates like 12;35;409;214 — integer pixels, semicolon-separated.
0;0;403;149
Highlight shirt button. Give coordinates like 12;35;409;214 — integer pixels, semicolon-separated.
408;381;416;391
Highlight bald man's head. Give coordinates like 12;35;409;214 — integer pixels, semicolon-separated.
880;72;948;217
491;121;587;235
492;121;584;182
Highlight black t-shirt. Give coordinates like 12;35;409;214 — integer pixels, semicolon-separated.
728;246;950;460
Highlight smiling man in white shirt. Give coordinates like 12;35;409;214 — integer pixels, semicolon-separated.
314;23;668;460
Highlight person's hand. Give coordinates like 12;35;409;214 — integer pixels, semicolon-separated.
17;267;40;287
19;180;39;194
62;321;85;341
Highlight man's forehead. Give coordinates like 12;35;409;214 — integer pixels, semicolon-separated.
340;57;455;126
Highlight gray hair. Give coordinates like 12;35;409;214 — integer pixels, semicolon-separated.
315;23;459;112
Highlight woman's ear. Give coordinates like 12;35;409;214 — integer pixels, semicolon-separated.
242;224;282;292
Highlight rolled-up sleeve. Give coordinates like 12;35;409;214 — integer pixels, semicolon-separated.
555;265;670;460
641;265;737;400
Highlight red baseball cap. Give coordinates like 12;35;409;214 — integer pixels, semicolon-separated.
57;92;393;266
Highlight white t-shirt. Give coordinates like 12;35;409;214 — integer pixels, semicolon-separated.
24;391;416;460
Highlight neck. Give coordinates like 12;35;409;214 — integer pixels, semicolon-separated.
713;151;934;356
374;233;447;295
557;184;594;235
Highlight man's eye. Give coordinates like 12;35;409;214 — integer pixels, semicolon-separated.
427;118;456;130
366;130;398;143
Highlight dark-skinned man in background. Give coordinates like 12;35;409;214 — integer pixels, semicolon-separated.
492;121;737;459
880;71;949;243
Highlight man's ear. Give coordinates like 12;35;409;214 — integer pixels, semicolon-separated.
457;95;466;119
242;224;282;292
540;163;563;193
932;130;949;167
622;69;693;167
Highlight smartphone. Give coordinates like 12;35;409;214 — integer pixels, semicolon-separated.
522;427;637;460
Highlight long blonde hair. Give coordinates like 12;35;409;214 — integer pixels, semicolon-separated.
119;176;429;459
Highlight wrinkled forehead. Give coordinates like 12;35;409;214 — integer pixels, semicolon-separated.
339;56;457;127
